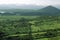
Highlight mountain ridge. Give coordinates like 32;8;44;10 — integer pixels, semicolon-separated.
21;6;60;16
38;6;60;13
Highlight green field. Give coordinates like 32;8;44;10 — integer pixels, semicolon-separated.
0;16;60;40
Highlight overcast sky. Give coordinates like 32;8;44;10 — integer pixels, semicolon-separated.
0;0;60;6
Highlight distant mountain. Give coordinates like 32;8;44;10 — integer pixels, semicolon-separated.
38;6;60;16
0;5;60;16
38;6;60;13
21;6;60;16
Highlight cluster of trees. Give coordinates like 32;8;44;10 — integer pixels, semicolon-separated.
0;16;60;40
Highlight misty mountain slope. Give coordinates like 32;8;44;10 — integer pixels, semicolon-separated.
0;5;60;16
21;6;60;16
38;6;60;13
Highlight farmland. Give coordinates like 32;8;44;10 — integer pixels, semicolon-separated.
0;16;60;40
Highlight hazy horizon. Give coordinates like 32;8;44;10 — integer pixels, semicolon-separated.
0;0;60;6
0;0;59;9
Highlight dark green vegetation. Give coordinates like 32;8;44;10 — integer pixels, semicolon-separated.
0;16;60;40
0;6;60;16
0;5;60;40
